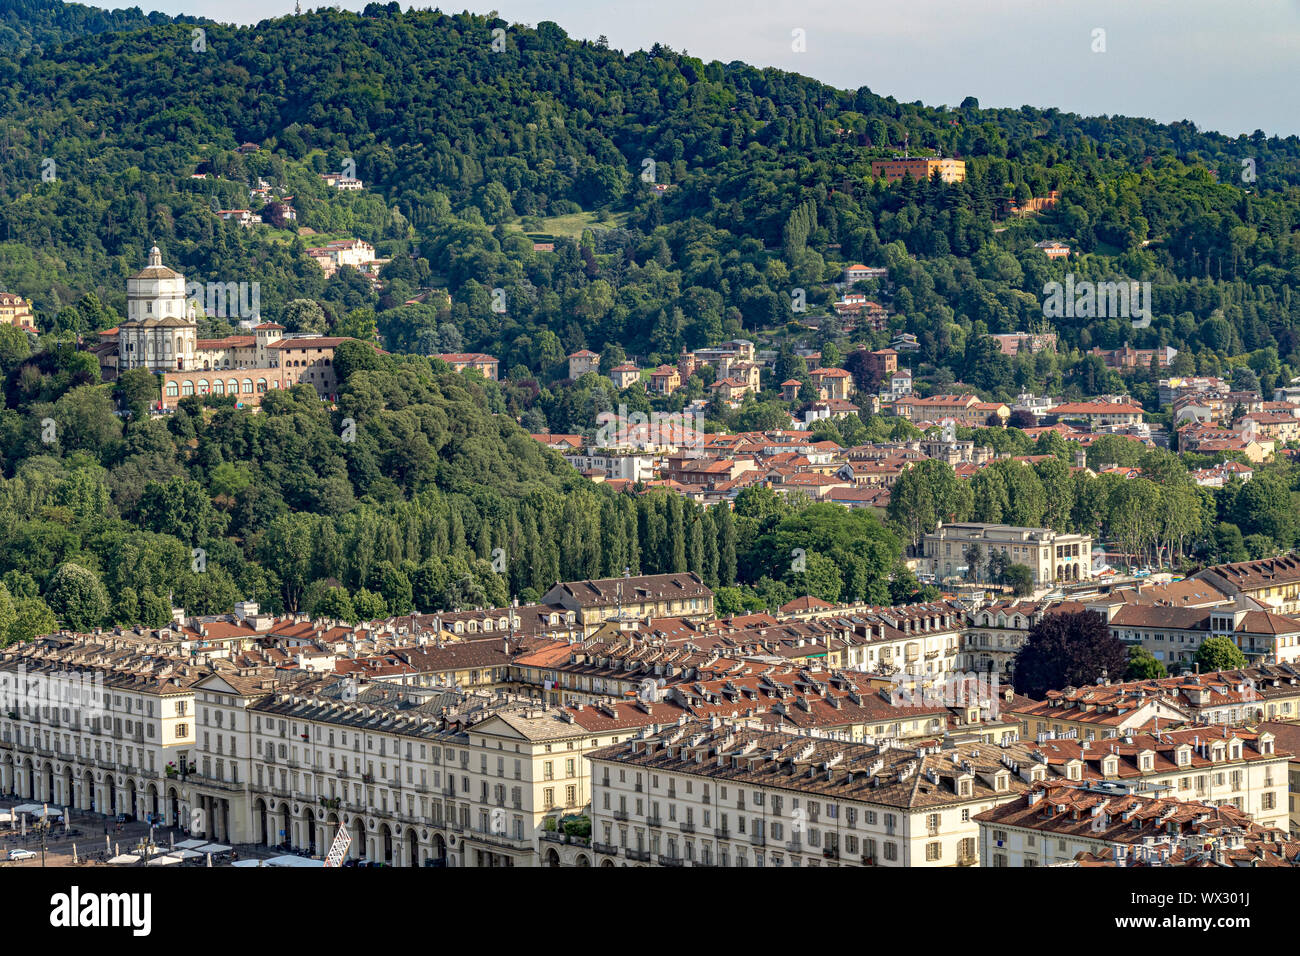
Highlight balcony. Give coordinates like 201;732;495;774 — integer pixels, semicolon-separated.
823;847;840;860
466;830;531;852
714;828;730;840
612;809;629;821
625;848;651;862
646;815;663;827
749;833;766;847
658;854;685;867
591;842;618;856
679;821;695;834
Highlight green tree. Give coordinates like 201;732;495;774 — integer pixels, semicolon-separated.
887;460;971;554
1003;563;1034;597
351;587;387;622
1124;645;1168;681
44;562;110;631
311;586;356;622
283;299;328;335
0;584;15;645
8;597;57;645
1193;636;1248;673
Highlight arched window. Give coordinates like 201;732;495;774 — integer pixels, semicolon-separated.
242;379;254;394
197;379;209;394
212;380;225;395
181;381;194;396
228;379;239;394
165;382;179;397
256;378;268;393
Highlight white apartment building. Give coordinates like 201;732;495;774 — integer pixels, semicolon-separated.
221;681;649;866
841;602;965;677
977;780;1289;867
0;635;205;828
562;452;656;483
587;721;1038;868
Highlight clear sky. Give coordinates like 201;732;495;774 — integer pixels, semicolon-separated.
86;0;1300;138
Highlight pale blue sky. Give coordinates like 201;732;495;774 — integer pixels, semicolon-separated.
85;0;1300;137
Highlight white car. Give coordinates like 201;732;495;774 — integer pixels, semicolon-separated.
7;849;35;861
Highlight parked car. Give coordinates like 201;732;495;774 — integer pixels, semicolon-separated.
7;848;36;861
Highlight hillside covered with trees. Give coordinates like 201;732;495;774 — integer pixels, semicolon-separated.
1;2;1299;639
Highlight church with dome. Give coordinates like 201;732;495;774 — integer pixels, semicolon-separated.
98;246;356;409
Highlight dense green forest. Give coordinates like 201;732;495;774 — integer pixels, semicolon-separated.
0;0;201;54
2;1;1300;397
0;1;1299;641
0;334;922;641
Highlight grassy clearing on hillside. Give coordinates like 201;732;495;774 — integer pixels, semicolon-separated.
507;210;629;239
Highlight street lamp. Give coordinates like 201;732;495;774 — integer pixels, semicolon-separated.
33;815;51;868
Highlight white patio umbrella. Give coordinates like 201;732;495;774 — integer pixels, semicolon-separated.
72;843;78;864
206;852;212;868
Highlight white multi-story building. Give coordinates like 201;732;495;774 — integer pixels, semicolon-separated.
587;721;1036;868
117;245;197;372
976;780;1295;867
0;634;207;828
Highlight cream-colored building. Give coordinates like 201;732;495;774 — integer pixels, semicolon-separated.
588;723;1036;868
237;682;660;866
0;634;205;828
922;522;1093;585
840;601;965;677
962;601;1056;678
0;291;36;330
1258;722;1300;837
539;573;714;632
977;780;1291;867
